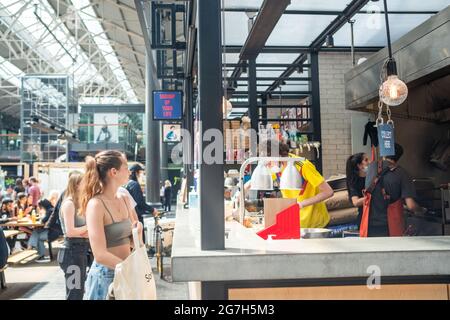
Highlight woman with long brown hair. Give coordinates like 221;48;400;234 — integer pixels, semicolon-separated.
57;170;89;300
80;150;142;300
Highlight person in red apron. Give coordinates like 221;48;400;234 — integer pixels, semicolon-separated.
360;144;427;237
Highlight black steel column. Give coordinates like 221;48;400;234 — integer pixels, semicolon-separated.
198;0;224;250
135;0;162;204
248;59;258;135
261;95;267;127
183;76;194;204
310;52;323;174
159;122;168;182
145;52;161;204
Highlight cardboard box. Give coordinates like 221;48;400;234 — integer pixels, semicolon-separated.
230;120;241;129
263;198;297;227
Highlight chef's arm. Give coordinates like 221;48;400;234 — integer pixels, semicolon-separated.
351;196;365;208
298;181;334;209
244;181;251;195
405;197;427;214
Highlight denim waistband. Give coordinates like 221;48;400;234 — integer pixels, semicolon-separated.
64;238;89;247
91;260;115;275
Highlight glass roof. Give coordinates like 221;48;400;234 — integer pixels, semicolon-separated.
361;0;450;12
0;0;138;103
332;13;436;47
220;0;449;96
266;14;336;46
222;12;249;46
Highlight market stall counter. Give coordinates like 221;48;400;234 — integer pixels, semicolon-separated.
171;203;450;300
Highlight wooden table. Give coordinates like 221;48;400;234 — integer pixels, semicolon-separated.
0;220;44;228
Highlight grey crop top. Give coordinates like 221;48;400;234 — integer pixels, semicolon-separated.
60;199;86;237
100;198;132;248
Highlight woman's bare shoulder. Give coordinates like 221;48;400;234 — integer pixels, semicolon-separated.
86;197;105;214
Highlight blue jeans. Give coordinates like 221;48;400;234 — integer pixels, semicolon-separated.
28;229;48;257
83;260;114;300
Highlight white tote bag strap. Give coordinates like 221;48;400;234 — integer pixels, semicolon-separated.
132;227;142;249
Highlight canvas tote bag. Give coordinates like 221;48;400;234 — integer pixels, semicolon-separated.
112;227;157;300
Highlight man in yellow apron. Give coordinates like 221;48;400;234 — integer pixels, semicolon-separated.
247;140;334;228
279;156;333;228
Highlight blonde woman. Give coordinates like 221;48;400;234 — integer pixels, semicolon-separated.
163;180;172;212
79;150;142;300
57;171;89;300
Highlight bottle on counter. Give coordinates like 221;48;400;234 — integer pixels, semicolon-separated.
31;209;36;223
18;208;24;219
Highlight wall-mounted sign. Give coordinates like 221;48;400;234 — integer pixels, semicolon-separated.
153;90;183;120
162;123;181;143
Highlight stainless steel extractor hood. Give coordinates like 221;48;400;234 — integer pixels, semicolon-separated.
345;5;450;123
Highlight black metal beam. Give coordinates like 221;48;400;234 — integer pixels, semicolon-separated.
197;0;224;250
261;95;267;126
226;77;311;81
222;8;439;15
231;94;310;99
224;62;312;68
234;91;311;95
224;45;382;54
248;59;258;137
240;0;291;60
310;52;322;173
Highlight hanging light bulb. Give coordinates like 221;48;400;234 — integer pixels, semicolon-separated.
379;58;408;106
378;1;408;106
379;74;408;106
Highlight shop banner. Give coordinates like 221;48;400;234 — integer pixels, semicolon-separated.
377;123;395;157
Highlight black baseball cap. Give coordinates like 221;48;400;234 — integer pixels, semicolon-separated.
129;163;144;172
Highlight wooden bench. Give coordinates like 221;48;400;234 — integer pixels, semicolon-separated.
3;230;22;239
0;264;8;289
7;249;38;264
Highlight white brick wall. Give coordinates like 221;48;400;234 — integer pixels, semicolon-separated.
319;52;373;179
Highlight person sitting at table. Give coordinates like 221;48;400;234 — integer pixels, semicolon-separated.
1;199;14;220
14;192;32;218
27;199;54;262
14;193;33;238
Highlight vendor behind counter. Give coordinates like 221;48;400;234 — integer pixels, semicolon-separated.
364;143;427;237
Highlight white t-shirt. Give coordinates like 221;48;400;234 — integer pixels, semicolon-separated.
117;187;137;208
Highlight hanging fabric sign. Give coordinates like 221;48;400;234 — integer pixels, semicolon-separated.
377;123;395;157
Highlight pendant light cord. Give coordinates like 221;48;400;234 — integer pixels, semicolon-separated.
383;0;393;59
